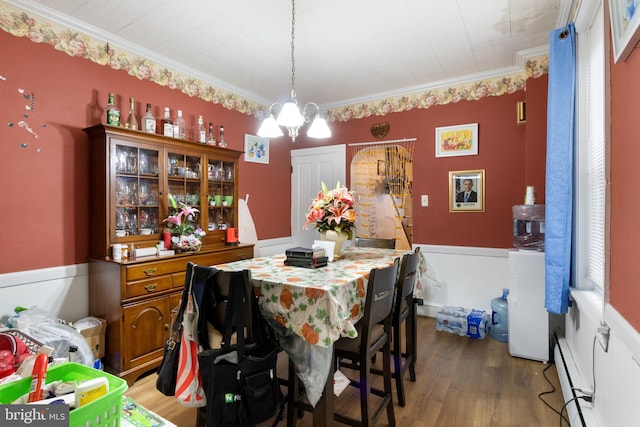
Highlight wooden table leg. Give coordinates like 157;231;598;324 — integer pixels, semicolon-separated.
313;351;334;427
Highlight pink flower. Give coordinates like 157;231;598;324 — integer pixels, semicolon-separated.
68;39;87;57
303;182;356;239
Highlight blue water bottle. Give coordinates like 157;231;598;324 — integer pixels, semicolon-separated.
490;288;509;342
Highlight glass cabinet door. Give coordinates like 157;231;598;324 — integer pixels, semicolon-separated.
207;159;235;232
167;151;203;228
114;144;160;240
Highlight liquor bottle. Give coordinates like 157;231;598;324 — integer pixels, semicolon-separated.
105;92;120;126
196;115;207;143
218;125;227;147
173;110;186;140
207;122;217;146
161;107;173;137
141;103;156;134
125;97;138;130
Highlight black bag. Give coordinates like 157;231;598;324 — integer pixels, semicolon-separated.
156;262;196;396
156;329;181;396
198;271;282;426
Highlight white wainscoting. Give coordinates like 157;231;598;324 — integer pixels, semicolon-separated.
0;264;89;324
415;244;511;317
3;242;638;427
558;290;640;427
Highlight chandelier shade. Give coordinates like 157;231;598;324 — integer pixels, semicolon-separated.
277;100;304;128
257;0;331;142
257;114;283;138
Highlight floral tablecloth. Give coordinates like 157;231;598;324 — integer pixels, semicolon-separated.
216;246;427;406
217;247;416;347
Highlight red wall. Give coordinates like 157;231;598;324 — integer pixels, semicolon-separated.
0;28;548;274
0;30;290;273
294;82;548;248
609;45;640;331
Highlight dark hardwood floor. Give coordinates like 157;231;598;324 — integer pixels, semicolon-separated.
125;316;566;426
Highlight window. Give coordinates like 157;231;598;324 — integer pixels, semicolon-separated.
573;2;608;296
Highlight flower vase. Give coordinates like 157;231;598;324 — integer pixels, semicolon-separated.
171;234;202;253
320;230;349;258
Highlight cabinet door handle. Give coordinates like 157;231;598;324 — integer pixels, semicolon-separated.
164;324;169;331
143;267;158;276
144;283;157;292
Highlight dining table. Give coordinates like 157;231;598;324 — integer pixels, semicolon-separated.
215;246;426;427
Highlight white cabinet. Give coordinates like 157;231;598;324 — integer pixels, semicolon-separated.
507;250;561;362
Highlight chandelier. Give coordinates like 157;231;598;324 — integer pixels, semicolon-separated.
257;0;331;142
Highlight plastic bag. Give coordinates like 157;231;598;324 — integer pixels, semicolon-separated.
13;307;94;366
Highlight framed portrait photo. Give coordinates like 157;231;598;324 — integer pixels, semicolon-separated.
609;0;640;63
449;169;485;212
244;134;269;164
435;123;478;157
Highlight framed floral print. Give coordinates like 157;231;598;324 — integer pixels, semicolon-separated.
609;0;640;63
435;123;479;157
244;134;269;164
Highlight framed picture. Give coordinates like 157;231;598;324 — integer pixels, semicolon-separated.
244;134;269;164
609;0;640;63
435;123;478;157
449;169;485;212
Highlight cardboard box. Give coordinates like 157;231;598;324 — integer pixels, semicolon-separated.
73;317;107;359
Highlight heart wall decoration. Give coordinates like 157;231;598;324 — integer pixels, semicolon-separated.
370;122;389;139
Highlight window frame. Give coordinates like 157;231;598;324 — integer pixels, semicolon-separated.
572;0;609;301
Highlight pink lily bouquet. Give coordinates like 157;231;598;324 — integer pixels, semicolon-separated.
163;194;206;251
304;181;357;239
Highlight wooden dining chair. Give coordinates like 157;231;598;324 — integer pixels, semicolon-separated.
334;258;399;426
341;248;421;407
354;237;396;249
387;246;421;407
286;259;399;427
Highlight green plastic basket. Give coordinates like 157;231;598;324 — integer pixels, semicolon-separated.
0;362;128;427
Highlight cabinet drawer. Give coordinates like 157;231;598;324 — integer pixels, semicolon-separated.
126;276;172;299
125;246;254;282
126;259;193;281
214;247;254;264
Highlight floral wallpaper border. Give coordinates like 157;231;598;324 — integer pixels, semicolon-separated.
1;3;548;123
326;56;548;122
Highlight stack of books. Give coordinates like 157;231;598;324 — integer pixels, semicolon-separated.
284;247;328;268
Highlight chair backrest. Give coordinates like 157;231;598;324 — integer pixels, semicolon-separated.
362;259;400;334
354;237;396;249
213;270;255;344
201;269;257;346
396;247;421;305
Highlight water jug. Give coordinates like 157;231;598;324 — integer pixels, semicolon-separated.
513;204;545;251
490;288;509;342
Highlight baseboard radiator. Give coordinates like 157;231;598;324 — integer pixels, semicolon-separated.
554;334;595;427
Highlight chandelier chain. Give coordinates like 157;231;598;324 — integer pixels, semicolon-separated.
256;0;330;141
290;0;296;97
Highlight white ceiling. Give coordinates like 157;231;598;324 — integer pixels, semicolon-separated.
8;0;568;108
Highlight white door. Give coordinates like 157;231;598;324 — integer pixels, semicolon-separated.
291;145;346;247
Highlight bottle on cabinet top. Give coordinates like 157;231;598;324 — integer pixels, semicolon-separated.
173;110;186;140
207;122;217;146
125;97;138;130
160;107;173;137
197;115;207;143
141;103;156;134
105;92;120;127
218;125;227;147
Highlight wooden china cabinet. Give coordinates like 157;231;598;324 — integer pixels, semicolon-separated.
84;124;253;385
